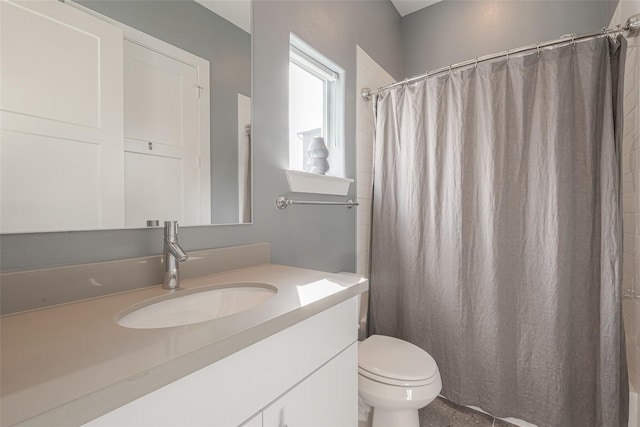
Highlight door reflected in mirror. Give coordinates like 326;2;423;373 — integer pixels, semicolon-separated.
0;0;252;233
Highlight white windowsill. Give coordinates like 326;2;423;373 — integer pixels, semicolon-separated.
285;170;353;196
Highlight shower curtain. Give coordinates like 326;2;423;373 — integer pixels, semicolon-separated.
369;36;628;426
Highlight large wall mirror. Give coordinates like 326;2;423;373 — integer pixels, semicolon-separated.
0;0;252;233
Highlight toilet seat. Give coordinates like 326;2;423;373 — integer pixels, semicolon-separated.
358;366;438;387
358;335;439;387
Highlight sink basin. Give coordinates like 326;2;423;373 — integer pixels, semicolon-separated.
117;283;277;329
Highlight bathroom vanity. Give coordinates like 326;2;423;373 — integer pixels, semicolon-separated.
0;248;367;426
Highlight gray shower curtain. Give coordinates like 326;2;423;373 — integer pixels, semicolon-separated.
369;36;628;427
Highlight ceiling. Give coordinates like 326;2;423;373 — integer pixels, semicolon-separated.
195;0;443;34
390;0;442;17
194;0;252;34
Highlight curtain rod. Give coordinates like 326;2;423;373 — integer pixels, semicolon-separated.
362;13;640;101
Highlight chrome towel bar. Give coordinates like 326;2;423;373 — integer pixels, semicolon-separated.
275;195;358;209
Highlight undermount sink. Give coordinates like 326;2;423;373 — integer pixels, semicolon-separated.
117;283;277;329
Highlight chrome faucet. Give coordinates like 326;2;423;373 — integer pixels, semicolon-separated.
163;221;188;290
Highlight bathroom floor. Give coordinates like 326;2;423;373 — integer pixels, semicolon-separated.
419;397;517;427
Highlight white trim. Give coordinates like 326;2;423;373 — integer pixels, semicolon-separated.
290;46;338;82
289;33;346;178
290;33;343;77
66;1;208;71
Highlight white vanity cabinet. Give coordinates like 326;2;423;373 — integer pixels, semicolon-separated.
261;343;357;427
84;297;359;427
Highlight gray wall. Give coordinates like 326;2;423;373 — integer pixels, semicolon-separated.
78;0;251;224
402;0;618;78
5;0;612;277
0;1;402;274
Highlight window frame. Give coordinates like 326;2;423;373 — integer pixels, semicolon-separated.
289;34;345;178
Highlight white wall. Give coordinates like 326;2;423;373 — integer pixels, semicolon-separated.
355;46;394;276
611;2;640;426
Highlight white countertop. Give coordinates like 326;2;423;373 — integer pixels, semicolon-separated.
0;264;368;426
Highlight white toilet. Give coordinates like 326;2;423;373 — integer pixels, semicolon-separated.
358;335;442;427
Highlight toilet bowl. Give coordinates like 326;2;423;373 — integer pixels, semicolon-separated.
358;335;442;427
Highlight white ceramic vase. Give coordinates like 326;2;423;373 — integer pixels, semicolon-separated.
305;136;330;175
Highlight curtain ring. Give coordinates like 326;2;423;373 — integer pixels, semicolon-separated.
571;34;576;50
506;48;510;62
601;26;609;39
536;42;540;58
474;57;478;69
610;25;621;39
448;64;452;74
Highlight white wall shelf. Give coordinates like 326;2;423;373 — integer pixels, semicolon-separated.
285;169;353;196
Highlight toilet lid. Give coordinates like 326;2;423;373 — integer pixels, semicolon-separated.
358;335;438;382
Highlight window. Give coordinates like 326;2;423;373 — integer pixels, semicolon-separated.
289;35;345;177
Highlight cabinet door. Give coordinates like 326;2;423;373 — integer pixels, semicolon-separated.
0;0;124;232
262;343;358;427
